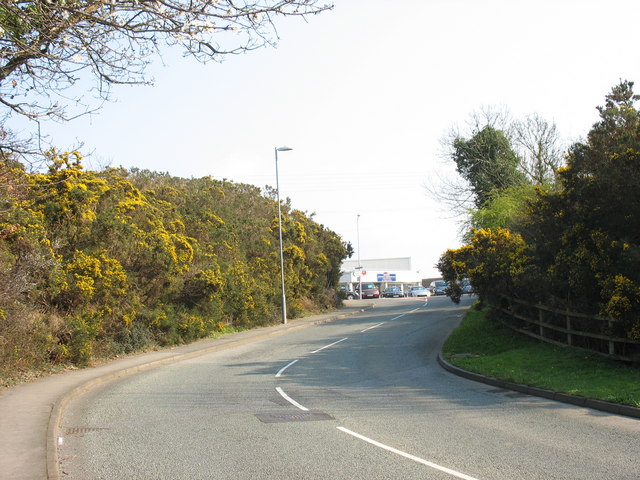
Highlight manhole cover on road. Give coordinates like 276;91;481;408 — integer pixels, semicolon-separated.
255;412;334;423
65;427;110;435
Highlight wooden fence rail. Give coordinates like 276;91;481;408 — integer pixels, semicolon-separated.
491;296;640;363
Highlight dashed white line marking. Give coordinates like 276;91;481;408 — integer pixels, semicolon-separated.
275;359;298;377
310;337;348;354
362;305;424;332
276;387;309;411
361;322;385;332
276;306;431;415
337;427;479;480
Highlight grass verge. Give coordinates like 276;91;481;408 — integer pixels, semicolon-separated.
443;303;640;407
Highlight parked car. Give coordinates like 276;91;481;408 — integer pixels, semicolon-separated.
409;286;430;297
429;280;449;296
460;278;474;295
339;285;360;300
358;283;380;299
382;286;404;298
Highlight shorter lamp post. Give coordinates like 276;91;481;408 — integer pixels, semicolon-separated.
275;146;292;324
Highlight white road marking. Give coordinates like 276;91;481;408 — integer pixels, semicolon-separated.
276;305;431;414
276;387;309;411
275;359;298;377
337;427;480;480
361;322;385;332
362;305;424;332
310;337;348;354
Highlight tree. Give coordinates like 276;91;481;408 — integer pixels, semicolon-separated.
466;183;536;236
0;0;332;156
510;80;640;338
550;80;640;311
430;108;563;215
512;113;564;186
437;227;530;305
452;125;525;209
428;108;513;216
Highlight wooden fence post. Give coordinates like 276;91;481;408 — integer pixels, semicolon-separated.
496;296;638;362
538;307;544;338
608;319;615;355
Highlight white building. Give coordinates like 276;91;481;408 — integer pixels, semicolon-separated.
339;257;423;294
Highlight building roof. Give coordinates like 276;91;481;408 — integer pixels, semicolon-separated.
341;257;411;271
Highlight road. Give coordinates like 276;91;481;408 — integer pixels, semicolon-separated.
59;296;640;479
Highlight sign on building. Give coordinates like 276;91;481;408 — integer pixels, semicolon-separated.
377;273;396;282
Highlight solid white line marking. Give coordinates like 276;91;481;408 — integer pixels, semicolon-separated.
276;387;309;411
337;427;479;480
275;359;298;377
361;322;385;332
310;337;348;354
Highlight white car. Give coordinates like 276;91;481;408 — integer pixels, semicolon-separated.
409;286;430;297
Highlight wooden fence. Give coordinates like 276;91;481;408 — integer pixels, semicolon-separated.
491;296;640;363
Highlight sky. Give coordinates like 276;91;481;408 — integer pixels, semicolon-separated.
34;0;640;278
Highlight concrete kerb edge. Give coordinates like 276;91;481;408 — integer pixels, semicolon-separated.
437;352;640;420
46;304;375;480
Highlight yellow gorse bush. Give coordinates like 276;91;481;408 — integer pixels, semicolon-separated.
0;156;349;374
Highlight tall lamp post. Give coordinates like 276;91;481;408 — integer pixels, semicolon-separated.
275;146;292;324
357;214;362;297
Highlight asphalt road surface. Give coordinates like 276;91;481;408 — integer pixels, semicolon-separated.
59;296;640;479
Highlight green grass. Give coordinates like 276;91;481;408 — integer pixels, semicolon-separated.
443;304;640;407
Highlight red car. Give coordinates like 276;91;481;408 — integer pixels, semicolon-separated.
358;283;380;299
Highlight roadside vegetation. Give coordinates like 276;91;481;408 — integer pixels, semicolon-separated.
0;2;337;387
436;81;640;362
0;159;350;386
444;304;640;407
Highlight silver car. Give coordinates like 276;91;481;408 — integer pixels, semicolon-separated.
429;280;449;296
409;286;430;297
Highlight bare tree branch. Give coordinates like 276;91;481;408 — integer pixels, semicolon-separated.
0;0;333;160
512;113;565;185
427;107;567;237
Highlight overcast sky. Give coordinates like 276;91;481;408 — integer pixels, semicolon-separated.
40;0;640;278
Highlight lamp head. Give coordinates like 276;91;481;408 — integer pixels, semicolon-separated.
276;146;293;152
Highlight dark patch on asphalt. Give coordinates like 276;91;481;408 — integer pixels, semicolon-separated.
255;412;334;423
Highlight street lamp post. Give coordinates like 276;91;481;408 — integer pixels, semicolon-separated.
275;146;292;324
357;214;362;297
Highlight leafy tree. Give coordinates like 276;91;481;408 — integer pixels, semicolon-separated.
466;183;537;236
560;80;640;237
452;125;526;209
429;109;564;230
550;80;640;322
436;81;640;346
